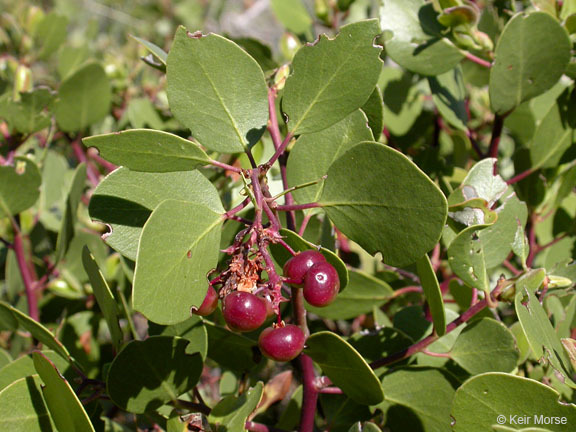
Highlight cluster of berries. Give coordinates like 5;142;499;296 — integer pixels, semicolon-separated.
192;249;340;362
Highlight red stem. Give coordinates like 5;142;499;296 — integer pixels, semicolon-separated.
463;51;492;68
275;202;320;212
487;113;504;160
267;88;282;151
506;168;534;185
207;158;242;173
12;225;39;321
370;280;506;369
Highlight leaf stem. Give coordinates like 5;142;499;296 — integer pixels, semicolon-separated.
369;279;507;369
267;87;283;151
268;132;294;167
275;202;320;212
207;158;242;173
245;422;289;432
463;51;492;68
506;168;534;185
12;222;39;321
487;113;505;159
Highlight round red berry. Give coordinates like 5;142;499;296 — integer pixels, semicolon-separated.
303;262;340;307
192;285;219;316
223;291;267;332
283;250;326;286
258;324;306;362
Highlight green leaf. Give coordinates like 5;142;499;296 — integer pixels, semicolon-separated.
270;0;313;35
379;367;458;432
348;423;382;432
81;247;123;351
428;66;468;131
125;98;164;130
515;273;576;387
55;62;112;132
33;352;95;432
0;88;54;134
107;336;203;413
478;191;528;269
451;318;519;374
451;373;576;431
35;12;68;59
380;0;464;76
148;315;207;359
58;45;90;79
306;269;393;319
448;198;498;228
84;129;210;173
379;68;423;136
204;321;260;371
54;163;86;264
0;376;55;432
166;27;268;153
89;168;223;260
0;157;41;219
130;35;167;65
489;12;571;114
361;86;384;140
133;200;223;325
349;327;413;366
305;331;384;405
269;228;349;290
0;302;72;364
282;20;383;134
209;382;263;431
416;254;446;336
319;142;448;267
447;225;490;291
0;349;11;369
287;110;373;205
0;351;70;392
448;158;507;206
530;87;576;170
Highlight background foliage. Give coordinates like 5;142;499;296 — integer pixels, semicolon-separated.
2;0;576;431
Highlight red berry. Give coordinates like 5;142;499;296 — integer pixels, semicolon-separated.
303;262;340;307
192;285;219;316
258;324;306;362
223;291;267;332
283;250;326;286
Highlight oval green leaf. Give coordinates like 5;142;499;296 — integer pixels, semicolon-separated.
0;376;54;432
0;302;72;364
33;352;95;432
148;315;208;360
361;86;384;140
0;157;41;219
89;168;223;261
489;12;571;114
204;321;260;371
380;0;464;76
305;331;384;405
166;27;268;153
81;246;124;351
84;129;210;173
379;367;458;431
54;162;86;264
416;253;446;336
282;20;383;134
287;109;373;205
133;200;223;325
0;351;71;392
515;273;576;387
319;142;448;267
451;318;519;374
451;373;576;431
106;336;203;414
428;66;468;131
54;62;111;132
209;382;263;431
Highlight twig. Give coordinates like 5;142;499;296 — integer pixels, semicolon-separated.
463;51;492;68
506;168;534;185
487;113;505;160
12;221;39;321
275;203;320;212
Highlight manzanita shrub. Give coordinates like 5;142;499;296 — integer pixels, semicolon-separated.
2;0;576;431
